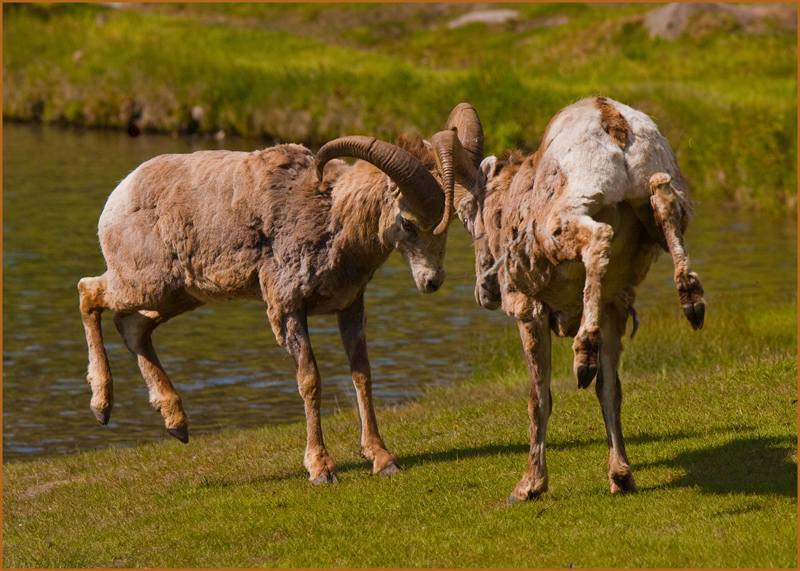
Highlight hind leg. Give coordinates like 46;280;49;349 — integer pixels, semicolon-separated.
78;274;115;424
646;173;706;329
114;289;202;442
596;295;637;493
338;294;400;476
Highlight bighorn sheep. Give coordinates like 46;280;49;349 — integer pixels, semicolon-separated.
431;97;706;500
78;134;452;484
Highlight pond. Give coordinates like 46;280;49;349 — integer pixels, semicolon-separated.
3;122;796;462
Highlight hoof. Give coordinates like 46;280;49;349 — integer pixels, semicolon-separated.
678;274;705;330
573;331;600;388
90;406;110;425
682;301;705;330
509;476;547;503
167;426;189;443
610;474;638;494
377;462;402;477
576;364;598;389
311;473;338;486
507;489;544;504
609;463;637;493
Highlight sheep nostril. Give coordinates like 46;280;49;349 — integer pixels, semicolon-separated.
426;279;441;293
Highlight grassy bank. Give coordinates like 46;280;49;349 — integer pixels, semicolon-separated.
3;288;796;568
3;3;797;213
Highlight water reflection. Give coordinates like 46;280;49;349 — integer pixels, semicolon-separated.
3;122;797;462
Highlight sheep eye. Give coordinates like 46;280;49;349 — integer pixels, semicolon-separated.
401;219;414;233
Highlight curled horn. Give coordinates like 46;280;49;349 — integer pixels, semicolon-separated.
445;102;484;170
430;103;484;235
316;136;444;228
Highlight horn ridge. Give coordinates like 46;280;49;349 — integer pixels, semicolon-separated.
431;129;479;235
444;103;484;170
315;136;445;228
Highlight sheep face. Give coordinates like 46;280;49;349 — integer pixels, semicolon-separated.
454;156;502;310
385;202;447;293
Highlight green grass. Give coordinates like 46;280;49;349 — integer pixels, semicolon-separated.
3;2;797;213
3;295;796;568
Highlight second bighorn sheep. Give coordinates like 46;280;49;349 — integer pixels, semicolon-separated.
432;97;706;500
78;134;453;484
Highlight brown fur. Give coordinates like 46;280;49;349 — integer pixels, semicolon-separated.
459;97;705;500
595;95;631;150
78;136;447;483
396;134;438;172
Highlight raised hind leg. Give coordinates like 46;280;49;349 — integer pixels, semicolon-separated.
338;294;400;476
78;274;114;424
545;212;614;388
596;293;637;494
114;289;202;442
648;173;706;330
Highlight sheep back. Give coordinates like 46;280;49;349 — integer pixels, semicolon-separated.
98;144;335;312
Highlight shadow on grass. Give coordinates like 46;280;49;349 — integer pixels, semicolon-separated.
188;443;533;489
397;443;530;470
637;435;797;497
183;432;796;499
395;431;796;498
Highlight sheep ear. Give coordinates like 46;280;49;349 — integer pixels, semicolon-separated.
480;156;498;181
388;179;401;199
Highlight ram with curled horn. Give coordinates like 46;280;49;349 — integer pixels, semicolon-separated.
78;132;450;484
435;99;706;501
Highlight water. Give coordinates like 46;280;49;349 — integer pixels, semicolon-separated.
3;122;796;462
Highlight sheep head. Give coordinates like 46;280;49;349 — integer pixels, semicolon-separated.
429;103;485;235
471;155;505;310
427;103;502;308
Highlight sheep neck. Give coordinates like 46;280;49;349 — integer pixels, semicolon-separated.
328;165;393;272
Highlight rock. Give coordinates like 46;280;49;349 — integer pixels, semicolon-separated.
645;2;797;40
448;9;520;30
645;3;721;40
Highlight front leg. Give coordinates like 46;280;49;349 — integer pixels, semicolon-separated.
546;212;614;388
509;302;553;502
338;294;400;476
283;310;337;485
